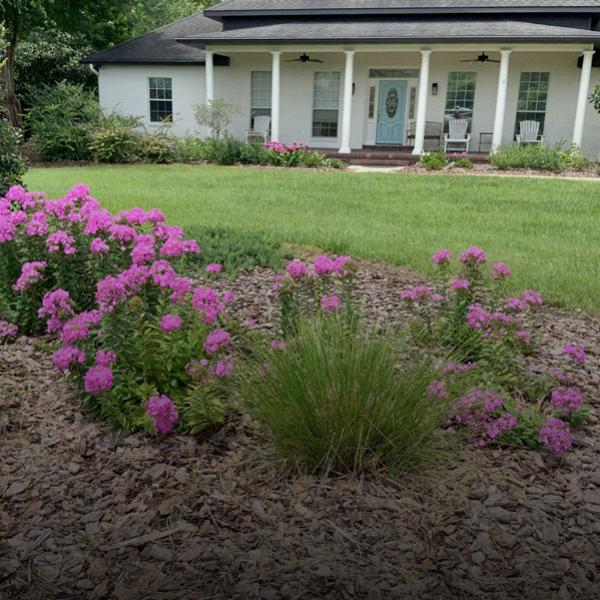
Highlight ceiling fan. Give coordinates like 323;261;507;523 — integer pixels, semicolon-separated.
285;53;323;64
460;52;500;64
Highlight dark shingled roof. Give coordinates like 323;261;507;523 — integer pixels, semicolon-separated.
206;0;600;16
82;13;222;65
179;18;600;44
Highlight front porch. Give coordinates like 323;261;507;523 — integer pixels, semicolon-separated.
200;43;598;158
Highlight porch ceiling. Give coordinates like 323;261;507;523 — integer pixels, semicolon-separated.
178;18;600;45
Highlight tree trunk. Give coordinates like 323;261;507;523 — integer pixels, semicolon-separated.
1;19;22;128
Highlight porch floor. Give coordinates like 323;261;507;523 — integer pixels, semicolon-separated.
318;146;490;167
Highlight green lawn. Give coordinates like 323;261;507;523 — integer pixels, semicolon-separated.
25;164;600;313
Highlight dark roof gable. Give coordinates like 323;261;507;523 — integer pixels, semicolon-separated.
82;13;222;65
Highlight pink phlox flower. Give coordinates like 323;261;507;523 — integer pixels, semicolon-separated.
515;330;532;343
401;284;431;303
90;237;110;254
192;286;225;324
522;289;543;306
38;289;74;333
60;315;91;345
96;349;117;368
0;320;18;338
206;263;223;273
466;304;489;330
160;237;200;257
491;262;512;280
286;260;308;279
441;361;477;375
539;417;572;454
146;394;179;434
211;358;235;378
96;275;127;312
550;387;584;413
109;224;137;244
204;328;231;354
131;234;156;265
117;264;149;295
146;208;166;223
13;261;47;292
116;207;148;225
452;278;470;290
64;184;91;202
153;223;184;241
563;343;586;366
84;209;113;235
459;246;487;266
505;297;527;312
314;255;335;276
84;366;113;395
53;346;86;371
333;255;352;275
271;339;286;352
321;292;342;313
0;215;16;243
46;230;76;255
160;314;183;333
26;211;48;237
432;249;452;265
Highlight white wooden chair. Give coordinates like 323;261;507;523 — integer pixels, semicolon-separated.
516;120;544;145
246;116;271;142
444;119;471;153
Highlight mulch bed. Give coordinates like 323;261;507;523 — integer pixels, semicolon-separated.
1;258;600;600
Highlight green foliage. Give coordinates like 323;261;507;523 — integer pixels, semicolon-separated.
139;133;177;163
193;99;241;140
0;119;27;195
199;136;245;165
185;224;284;274
449;156;474;169
26;82;101;161
589;83;600;115
419;151;447;171
89;124;142;163
490;143;589;173
173;136;206;162
15;28;95;104
245;316;449;475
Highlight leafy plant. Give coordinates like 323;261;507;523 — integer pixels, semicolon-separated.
245;316;448;475
419;151;447;171
193;99;240;140
89;123;142;163
185;225;284;274
489;143;588;173
0;119;27;195
448;155;474;169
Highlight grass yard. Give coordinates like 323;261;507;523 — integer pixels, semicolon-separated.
25;164;600;313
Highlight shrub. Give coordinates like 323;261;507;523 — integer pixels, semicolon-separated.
193;99;240;140
245;316;448;474
89;124;142;163
185;225;284;274
0;120;27;195
138;133;177;164
238;140;270;165
26;82;101;161
488;143;588;173
419;151;447;171
174;136;206;162
448;154;474;169
200;137;245;165
401;247;589;454
0;183;238;436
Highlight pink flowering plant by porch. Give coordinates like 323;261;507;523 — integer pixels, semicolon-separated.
410;247;589;454
263;140;310;167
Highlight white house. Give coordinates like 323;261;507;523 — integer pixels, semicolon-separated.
83;1;600;158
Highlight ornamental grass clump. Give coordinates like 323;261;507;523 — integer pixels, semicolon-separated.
406;246;589;455
245;316;449;475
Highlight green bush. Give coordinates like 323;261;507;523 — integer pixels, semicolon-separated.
185;225;284;274
200;137;245;165
238;140;270;165
449;156;474;169
89;124;142;163
245;316;448;474
0;120;27;195
419;151;447;171
139;133;177;163
26;82;101;161
301;150;343;169
174;136;207;162
489;143;588;173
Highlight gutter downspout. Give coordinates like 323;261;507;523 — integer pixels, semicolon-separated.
89;63;99;76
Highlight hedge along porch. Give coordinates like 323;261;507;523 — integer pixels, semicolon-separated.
193;45;597;156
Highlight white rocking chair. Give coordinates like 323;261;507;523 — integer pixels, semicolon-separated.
444;119;471;153
516;120;544;145
246;115;271;142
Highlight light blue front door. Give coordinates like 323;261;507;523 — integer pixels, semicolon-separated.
376;80;407;144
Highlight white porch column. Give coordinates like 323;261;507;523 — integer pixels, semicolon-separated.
339;50;355;154
412;49;432;155
491;49;512;152
572;50;595;147
271;51;282;141
205;50;214;102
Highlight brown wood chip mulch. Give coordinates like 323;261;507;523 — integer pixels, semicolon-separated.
1;259;599;600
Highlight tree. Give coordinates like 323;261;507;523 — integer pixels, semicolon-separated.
194;99;241;140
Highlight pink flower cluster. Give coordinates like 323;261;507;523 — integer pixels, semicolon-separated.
264;140;309;154
321;292;342;313
38;289;74;333
563;343;586;366
84;366;113;395
192;287;234;325
550;387;584;413
453;388;518;446
538;417;573;454
13;261;47;292
146;394;179;434
459;246;488;266
0;320;18;338
160;314;183;333
401;284;431;303
204;328;231;354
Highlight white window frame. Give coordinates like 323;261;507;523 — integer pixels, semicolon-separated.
250;71;272;128
444;71;477;132
514;71;550;135
312;71;341;140
148;77;173;125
